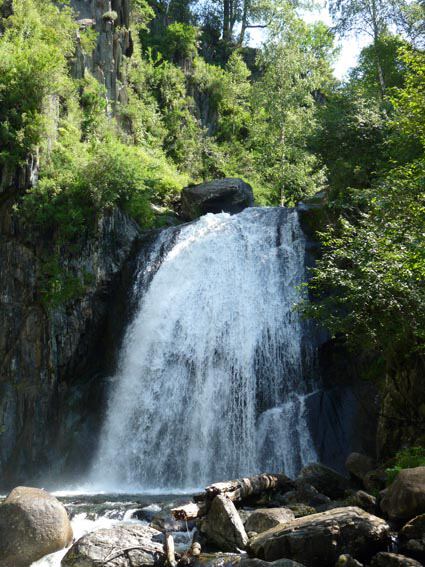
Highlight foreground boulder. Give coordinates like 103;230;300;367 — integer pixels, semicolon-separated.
399;513;425;561
181;178;254;219
0;486;73;567
248;506;390;567
369;552;423;566
380;467;425;520
245;508;295;534
299;463;351;499
62;524;164;567
201;495;248;552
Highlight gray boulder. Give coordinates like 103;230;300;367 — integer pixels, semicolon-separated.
380;467;425;520
248;506;390;567
345;453;375;482
299;463;351;499
0;486;73;567
181;178;254;219
201;495;248;552
399;513;425;561
369;552;423;566
62;524;164;567
245;508;295;534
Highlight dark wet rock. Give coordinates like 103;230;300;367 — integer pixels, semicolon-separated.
345;453;375;482
336;555;363;566
363;470;387;494
181;178;254;220
244;508;295;534
280;479;331;509
248;506;390;567
299;463;351;499
0;486;73;567
399;513;425;561
202;495;248;552
62;523;164;567
380;467;425;520
369;552;423;566
349;491;378;515
136;503;162;522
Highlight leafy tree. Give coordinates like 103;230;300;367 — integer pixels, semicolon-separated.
305;48;425;369
328;0;408;96
249;19;334;204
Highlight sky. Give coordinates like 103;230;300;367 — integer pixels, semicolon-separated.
303;3;370;79
248;2;371;80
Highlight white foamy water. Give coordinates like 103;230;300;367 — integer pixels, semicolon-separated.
91;207;318;491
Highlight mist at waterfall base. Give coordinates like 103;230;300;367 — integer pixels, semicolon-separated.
88;207;320;493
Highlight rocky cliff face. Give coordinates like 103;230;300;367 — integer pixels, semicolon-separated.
0;0;139;487
0;192;140;485
70;0;132;104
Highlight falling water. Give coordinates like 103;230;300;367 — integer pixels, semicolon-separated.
91;207;318;491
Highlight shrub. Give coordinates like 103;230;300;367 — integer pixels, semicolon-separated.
386;447;425;484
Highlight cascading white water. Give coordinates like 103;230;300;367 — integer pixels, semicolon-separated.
91;207;318;491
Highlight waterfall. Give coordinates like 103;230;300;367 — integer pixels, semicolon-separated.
91;207;318;491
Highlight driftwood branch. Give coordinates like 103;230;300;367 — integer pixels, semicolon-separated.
165;532;177;567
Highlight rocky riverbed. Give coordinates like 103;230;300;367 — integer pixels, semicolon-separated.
1;456;424;567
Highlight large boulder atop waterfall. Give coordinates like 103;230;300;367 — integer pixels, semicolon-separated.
62;524;164;566
0;486;73;567
245;508;295;534
181;178;254;219
380;467;425;520
247;506;390;566
299;463;351;499
201;495;249;552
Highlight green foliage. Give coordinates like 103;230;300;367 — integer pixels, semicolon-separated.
311;90;388;198
39;255;95;308
161;22;199;61
0;0;76;167
386;447;425;484
305;48;425;367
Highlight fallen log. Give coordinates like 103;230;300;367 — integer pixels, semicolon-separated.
171;473;292;520
205;473;293;502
